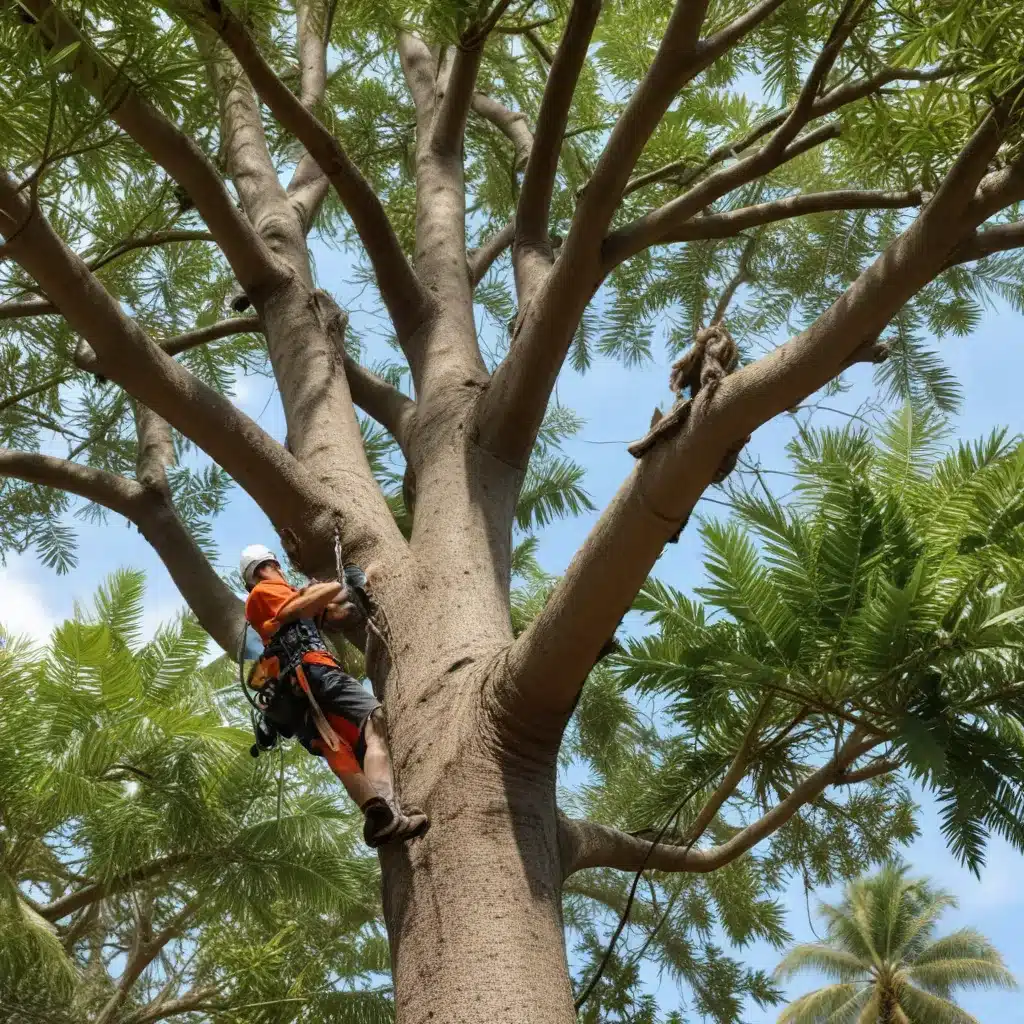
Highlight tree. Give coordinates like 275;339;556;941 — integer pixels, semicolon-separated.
3;0;1024;1020
0;571;390;1024
774;862;1016;1023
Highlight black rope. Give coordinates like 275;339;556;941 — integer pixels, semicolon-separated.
573;767;721;1014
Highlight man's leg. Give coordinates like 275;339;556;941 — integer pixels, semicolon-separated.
309;663;430;845
360;708;395;804
316;735;378;808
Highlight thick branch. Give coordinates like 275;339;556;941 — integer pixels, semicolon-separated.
202;39;290;238
477;0;788;466
0;449;143;518
134;403;175;494
568;0;786;250
284;0;336;228
0;170;318;542
514;0;601;305
561;735;884;876
297;0;330;109
432;45;486;158
202;2;430;344
314;289;416;455
0;447;245;652
19;0;281;301
946;219;1024;267
397;31;436;124
471;94;534;169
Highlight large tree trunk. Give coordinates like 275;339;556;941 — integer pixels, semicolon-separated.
380;656;574;1024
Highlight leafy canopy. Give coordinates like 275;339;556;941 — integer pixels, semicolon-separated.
4;0;1024;573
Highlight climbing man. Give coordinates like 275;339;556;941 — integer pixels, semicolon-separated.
239;544;429;848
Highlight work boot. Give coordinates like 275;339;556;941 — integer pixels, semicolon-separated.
362;798;430;848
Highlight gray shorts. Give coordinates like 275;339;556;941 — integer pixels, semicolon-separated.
296;662;381;762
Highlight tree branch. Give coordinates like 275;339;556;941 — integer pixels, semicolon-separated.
121;985;222;1024
0;230;218;320
603;122;842;267
624;65;955;199
0;169;320;544
19;0;282;302
285;0;337;228
468;221;516;286
498;94;1024;726
568;0;786;249
471;93;534;170
314;289;417;456
560;733;882;876
432;43;486;159
766;0;866;156
682;710;766;846
652;187;924;249
710;233;758;323
297;0;331;109
476;0;788;467
39;854;192;922
397;31;436;124
0;446;245;652
945;219;1024;267
133;402;175;495
0;370;72;414
200;1;430;345
201;38;290;237
94;899;200;1024
0;449;143;518
159;315;262;357
514;0;601;306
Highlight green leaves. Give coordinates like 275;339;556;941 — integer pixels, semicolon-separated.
0;572;385;1024
609;410;1024;886
775;864;1016;1023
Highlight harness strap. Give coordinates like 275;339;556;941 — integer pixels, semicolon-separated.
294;663;341;751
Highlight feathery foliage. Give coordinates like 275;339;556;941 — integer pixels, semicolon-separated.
0;572;389;1024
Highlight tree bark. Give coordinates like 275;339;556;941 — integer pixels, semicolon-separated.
378;663;575;1024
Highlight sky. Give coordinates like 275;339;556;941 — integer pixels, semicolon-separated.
5;203;1024;1024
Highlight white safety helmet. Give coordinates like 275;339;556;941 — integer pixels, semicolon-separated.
240;544;279;588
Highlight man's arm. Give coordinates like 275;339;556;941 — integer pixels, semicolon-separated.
272;581;345;625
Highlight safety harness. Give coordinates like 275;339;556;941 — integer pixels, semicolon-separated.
239;530;370;757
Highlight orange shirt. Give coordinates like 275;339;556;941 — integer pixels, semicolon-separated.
244;580;337;667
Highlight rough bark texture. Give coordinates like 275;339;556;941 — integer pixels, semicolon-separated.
3;2;1024;1022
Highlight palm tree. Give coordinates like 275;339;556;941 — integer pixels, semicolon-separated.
775;863;1016;1023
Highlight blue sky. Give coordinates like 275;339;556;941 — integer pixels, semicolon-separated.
6;221;1024;1020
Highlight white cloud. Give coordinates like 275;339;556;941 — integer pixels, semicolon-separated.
0;557;56;643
